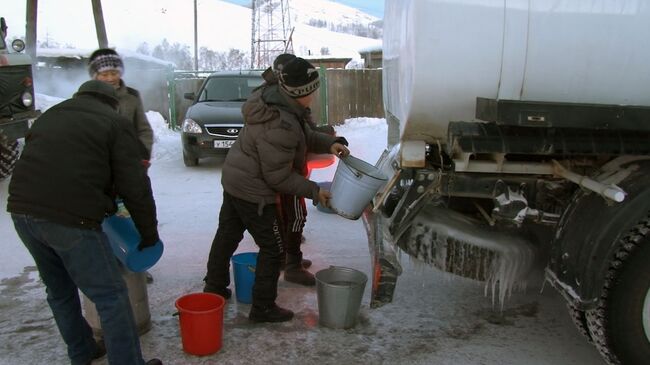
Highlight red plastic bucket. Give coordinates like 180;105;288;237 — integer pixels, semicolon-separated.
175;293;225;356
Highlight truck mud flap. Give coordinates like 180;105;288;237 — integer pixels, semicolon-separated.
362;206;402;308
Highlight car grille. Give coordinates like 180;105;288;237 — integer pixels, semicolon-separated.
205;124;242;138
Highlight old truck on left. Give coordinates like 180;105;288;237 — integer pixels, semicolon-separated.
0;17;40;180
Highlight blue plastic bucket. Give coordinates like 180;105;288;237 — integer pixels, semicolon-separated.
102;214;164;272
232;252;257;304
329;155;388;220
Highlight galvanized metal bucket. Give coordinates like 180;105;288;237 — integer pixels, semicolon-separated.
329;155;387;220
315;266;367;329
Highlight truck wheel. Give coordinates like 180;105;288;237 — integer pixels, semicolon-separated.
183;151;198;167
585;216;650;365
0;138;20;180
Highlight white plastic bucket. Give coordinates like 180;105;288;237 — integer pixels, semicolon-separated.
329;155;387;220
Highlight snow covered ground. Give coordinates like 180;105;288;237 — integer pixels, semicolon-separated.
0;100;605;364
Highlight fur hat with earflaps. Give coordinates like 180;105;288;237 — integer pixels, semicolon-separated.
278;57;320;98
88;48;124;78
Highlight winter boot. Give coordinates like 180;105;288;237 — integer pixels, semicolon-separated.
284;254;316;286
249;303;294;323
85;340;106;364
145;270;154;284
203;283;232;300
279;255;312;270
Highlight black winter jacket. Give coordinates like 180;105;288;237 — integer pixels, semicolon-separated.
7;94;159;243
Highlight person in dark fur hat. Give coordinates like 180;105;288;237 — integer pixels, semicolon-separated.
203;55;350;323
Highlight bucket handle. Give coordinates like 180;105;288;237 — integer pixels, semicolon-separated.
326;266;359;288
342;156;363;179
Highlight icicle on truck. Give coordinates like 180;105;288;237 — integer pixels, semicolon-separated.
0;17;39;180
363;1;650;364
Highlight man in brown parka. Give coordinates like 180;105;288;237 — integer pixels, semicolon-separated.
203;57;350;322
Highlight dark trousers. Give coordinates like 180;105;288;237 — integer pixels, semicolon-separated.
11;214;144;365
205;192;283;307
277;194;307;256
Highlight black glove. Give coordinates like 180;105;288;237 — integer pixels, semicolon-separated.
334;136;349;146
137;234;159;251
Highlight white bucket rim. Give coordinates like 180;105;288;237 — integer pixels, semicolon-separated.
341;155;387;181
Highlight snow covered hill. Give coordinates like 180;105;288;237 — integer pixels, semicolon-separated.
290;0;380;30
5;0;381;60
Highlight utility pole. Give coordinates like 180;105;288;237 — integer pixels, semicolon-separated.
194;0;199;70
25;0;38;59
91;0;109;48
251;0;294;69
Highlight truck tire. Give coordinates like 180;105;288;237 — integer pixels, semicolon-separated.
585;215;650;365
567;303;593;343
0;138;20;180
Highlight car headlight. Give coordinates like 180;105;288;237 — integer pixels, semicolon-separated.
182;119;202;134
21;91;33;107
12;39;26;53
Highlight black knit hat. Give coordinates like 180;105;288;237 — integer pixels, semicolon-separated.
74;80;119;108
272;53;297;73
88;48;124;77
278;57;320;98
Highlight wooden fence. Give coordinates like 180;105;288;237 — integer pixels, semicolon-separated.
312;68;384;125
170;68;384;128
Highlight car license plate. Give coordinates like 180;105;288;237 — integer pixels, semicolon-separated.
214;140;235;148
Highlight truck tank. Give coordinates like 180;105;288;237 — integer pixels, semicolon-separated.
383;0;650;143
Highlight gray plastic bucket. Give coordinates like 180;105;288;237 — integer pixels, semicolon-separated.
329;155;387;220
315;266;368;329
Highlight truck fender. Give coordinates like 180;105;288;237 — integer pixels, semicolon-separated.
547;159;650;310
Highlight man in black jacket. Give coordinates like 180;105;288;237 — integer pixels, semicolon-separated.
7;80;162;365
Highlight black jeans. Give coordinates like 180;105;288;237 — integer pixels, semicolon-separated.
205;192;283;307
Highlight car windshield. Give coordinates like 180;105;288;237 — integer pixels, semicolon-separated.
198;76;263;102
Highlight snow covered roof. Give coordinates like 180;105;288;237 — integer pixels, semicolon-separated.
36;47;175;68
358;44;382;54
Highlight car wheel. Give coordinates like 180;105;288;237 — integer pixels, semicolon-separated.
585;215;650;365
183;151;198;167
0;136;20;180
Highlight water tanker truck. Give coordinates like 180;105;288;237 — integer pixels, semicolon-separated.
363;1;650;364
